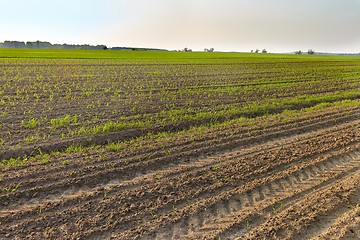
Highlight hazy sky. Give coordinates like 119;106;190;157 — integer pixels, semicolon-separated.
1;0;359;53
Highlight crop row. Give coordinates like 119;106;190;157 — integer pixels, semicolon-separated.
1;102;358;239
0;56;359;159
1;99;359;168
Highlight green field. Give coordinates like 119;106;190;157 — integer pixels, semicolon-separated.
1;48;360;239
0;49;359;162
1;48;359;60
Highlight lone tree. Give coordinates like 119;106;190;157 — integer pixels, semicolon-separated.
295;50;302;54
204;48;214;52
308;49;315;55
255;49;259;53
262;49;267;54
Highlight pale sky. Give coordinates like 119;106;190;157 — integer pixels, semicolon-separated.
1;0;360;53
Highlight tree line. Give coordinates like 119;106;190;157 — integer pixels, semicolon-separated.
0;41;108;50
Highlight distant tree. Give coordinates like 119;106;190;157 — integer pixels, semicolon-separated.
103;46;108;50
3;41;26;48
204;48;208;52
262;49;267;54
26;42;34;48
308;49;315;55
183;47;192;52
255;49;259;53
295;50;302;54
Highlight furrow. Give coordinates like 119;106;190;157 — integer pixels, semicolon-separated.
1;123;358;239
145;148;360;239
81;130;360;239
1;109;358;189
1;118;357;212
218;151;360;240
310;207;360;240
240;171;360;240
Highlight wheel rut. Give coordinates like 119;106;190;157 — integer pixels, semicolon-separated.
1;120;357;224
147;149;360;240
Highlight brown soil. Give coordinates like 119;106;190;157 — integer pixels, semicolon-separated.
0;111;359;240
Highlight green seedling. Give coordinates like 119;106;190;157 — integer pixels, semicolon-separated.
272;202;283;214
3;183;21;193
211;165;220;171
38;207;43;216
103;190;107;200
62;160;70;166
245;220;250;229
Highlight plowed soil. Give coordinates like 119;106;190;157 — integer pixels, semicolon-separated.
1;106;359;240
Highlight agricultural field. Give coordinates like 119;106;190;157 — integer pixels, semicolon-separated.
0;49;359;239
